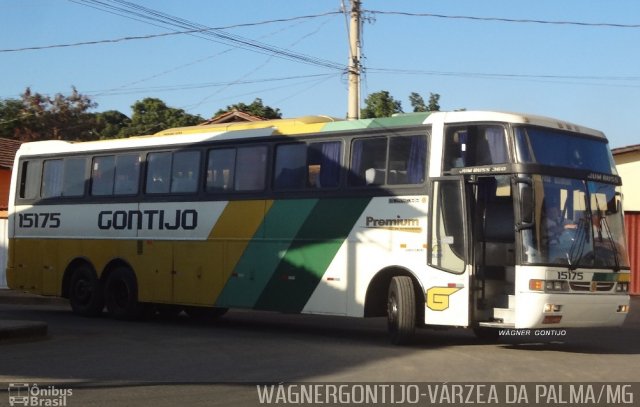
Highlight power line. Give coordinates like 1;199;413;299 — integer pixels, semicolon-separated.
0;11;343;53
365;10;640;29
67;0;345;72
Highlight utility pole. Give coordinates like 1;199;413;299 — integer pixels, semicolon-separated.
347;0;361;120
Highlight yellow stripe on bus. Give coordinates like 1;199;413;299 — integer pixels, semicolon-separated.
207;200;273;292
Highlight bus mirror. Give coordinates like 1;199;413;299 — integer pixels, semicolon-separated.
519;184;534;225
607;193;621;214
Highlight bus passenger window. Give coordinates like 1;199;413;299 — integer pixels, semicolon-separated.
235;146;267;191
388;135;426;185
62;158;87;197
91;156;115;196
114;154;140;195
206;148;235;193
19;161;41;199
146;152;171;194
41;160;63;198
274;144;306;190
443;126;507;170
349;138;387;186
308;141;341;188
171;151;200;194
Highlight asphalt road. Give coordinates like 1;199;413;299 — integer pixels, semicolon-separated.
0;296;638;406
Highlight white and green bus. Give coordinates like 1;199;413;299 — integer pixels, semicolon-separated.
7;111;631;344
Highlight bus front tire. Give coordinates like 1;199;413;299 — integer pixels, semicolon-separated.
387;276;416;345
104;267;145;320
69;265;104;317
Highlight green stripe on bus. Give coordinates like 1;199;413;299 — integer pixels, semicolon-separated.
254;197;371;313
215;199;318;308
592;272;616;282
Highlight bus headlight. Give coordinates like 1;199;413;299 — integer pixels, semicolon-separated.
529;279;569;292
543;303;562;313
616;282;629;293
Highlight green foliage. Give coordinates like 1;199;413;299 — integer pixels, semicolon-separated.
214;98;282;119
409;92;427;112
94;110;131;139
427;93;441;112
0;87;98;141
361;91;403;118
409;92;440;112
119;98;203;137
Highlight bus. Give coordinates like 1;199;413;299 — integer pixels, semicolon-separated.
6;110;631;344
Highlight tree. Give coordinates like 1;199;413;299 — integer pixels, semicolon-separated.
0;98;24;139
214;98;282;119
409;92;440;112
361;91;403;118
428;93;441;112
120;98;203;137
0;87;98;141
409;92;427;112
93;110;131;139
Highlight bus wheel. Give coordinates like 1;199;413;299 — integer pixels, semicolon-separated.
104;267;144;320
69;265;104;317
185;306;228;321
387;276;416;345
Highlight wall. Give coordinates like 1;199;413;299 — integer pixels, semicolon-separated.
615;150;640;212
625;212;640;295
0;217;7;288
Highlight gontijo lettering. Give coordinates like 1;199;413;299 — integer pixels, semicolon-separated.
98;209;198;230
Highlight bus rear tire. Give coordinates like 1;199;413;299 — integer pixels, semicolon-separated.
69;264;104;317
387;276;416;345
104;266;146;320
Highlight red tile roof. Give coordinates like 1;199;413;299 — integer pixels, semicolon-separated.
0;138;23;169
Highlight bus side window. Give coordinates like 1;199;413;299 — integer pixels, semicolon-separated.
349;137;387;186
308;141;341;188
235;146;267;191
206;148;236;193
114;154;140;195
388;134;427;185
19;160;41;200
274;144;306;190
444;126;508;171
91;156;116;196
145;152;171;194
62;158;87;197
41;159;63;198
171;151;200;194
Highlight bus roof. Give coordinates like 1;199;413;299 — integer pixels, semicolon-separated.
431;110;606;139
15;110;607;157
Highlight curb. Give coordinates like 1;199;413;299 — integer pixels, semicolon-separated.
0;289;67;306
0;320;48;341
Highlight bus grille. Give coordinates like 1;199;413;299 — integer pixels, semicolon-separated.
570;282;614;292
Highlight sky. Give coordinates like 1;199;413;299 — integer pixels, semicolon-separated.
1;0;639;148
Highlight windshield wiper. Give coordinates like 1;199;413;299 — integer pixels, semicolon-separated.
599;216;621;272
568;216;589;270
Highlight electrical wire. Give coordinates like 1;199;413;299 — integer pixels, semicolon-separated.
365;10;640;29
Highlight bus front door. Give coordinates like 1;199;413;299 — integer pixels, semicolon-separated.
425;177;470;327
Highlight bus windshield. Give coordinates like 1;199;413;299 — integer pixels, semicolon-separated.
514;126;617;174
520;176;629;269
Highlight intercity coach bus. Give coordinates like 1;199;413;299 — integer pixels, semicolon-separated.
6;111;631;344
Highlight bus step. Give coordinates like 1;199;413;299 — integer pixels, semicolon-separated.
478;321;515;329
492;307;515;325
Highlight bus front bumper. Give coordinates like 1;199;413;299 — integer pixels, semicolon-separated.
515;292;630;329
